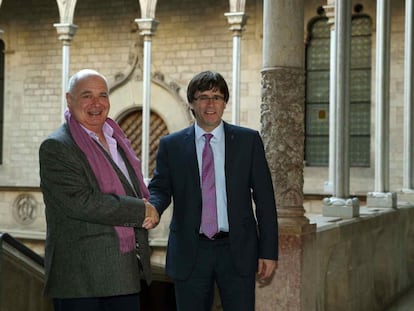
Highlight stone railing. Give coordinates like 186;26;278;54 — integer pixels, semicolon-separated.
309;205;414;310
0;233;53;311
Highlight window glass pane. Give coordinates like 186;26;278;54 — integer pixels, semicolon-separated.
352;16;372;36
350;103;370;135
307;38;330;70
305;136;329;166
350;136;370;166
350;69;371;101
305;14;372;167
307;71;330;103
312;18;331;38
306;104;329;135
351;36;372;68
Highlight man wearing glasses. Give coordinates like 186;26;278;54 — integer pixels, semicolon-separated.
148;71;278;311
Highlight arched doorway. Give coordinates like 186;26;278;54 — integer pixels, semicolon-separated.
117;107;169;177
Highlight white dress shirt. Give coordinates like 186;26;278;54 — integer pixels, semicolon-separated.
194;121;229;232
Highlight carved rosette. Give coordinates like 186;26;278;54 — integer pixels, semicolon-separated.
261;67;309;227
12;194;38;225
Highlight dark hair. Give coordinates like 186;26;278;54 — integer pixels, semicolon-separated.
187;71;229;103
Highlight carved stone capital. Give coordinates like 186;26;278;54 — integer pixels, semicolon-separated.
224;12;247;34
135;18;159;37
323;4;335;29
53;23;78;44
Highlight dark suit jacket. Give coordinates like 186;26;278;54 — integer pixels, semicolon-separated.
39;124;151;298
148;122;278;280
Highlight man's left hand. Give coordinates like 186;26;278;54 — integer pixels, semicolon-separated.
257;258;277;282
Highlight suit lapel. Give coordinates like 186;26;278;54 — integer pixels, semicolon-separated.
117;146;142;198
224;122;236;180
183;125;201;188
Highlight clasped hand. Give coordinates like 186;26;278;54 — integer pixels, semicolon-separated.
142;199;160;229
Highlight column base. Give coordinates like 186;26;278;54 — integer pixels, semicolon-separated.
322;197;360;218
366;192;397;208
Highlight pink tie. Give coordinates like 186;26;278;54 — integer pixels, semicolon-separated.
201;133;218;239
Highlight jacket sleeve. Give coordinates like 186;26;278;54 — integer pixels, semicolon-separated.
251;132;279;260
39;136;146;227
148;136;172;216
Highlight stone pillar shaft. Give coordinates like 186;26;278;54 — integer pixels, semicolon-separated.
260;0;316;310
53;23;77;123
135;18;158;181
333;0;351;198
262;0;307;226
375;0;391;192
403;0;414;190
225;12;247;125
323;3;336;194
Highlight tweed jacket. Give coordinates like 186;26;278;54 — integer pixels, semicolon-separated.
39;124;151;298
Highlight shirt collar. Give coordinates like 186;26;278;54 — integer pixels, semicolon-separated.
80;121;114;140
194;121;224;142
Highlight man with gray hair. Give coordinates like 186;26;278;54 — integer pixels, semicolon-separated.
39;69;159;311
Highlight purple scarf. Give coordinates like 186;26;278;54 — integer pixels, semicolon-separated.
65;109;150;253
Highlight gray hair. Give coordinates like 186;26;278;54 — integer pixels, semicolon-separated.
66;69;109;95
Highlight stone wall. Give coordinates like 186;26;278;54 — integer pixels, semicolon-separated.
0;0;409;195
311;205;414;310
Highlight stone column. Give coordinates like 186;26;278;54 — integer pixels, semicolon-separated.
136;0;159;181
333;0;351;199
323;2;336;194
260;0;316;310
321;1;360;218
54;0;78;123
54;24;77;123
367;0;396;208
225;0;247;125
374;0;391;192
403;0;414;191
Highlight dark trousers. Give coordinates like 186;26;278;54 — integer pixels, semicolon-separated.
53;293;140;311
174;238;255;311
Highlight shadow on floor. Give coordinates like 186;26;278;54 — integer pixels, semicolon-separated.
385;287;414;311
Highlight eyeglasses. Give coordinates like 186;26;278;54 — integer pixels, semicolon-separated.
194;95;225;104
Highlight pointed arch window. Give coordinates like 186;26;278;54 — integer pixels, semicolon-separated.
305;10;372;167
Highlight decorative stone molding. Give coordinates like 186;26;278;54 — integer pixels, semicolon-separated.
135;18;159;37
12;194;38;225
53;23;77;44
152;71;192;122
229;0;246;12
224;12;247;34
324;4;335;28
139;0;158;19
56;0;77;24
261;67;310;227
109;37;143;92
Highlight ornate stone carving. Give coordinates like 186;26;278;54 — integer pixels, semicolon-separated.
109;37;143;92
139;0;158;19
152;71;192;122
56;0;77;24
261;67;309;226
12;194;38;225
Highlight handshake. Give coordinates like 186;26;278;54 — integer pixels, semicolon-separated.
142;199;160;229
